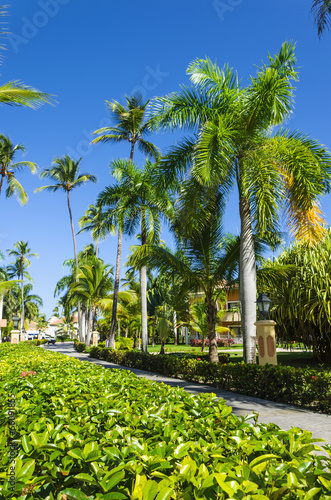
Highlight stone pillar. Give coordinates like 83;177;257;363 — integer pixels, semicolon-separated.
255;320;277;366
38;333;42;340
11;330;20;344
92;331;98;347
21;331;26;342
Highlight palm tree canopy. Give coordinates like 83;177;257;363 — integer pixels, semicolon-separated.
98;159;173;240
69;261;113;308
92;93;159;160
0;135;37;204
150;42;331;244
312;0;331;36
7;241;39;271
35;156;97;193
78;204;115;240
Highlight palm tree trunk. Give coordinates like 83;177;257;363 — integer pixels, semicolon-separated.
21;269;24;334
95;238;99;258
173;310;177;345
85;307;92;346
67;190;83;341
206;296;219;363
0;173;4;195
239;196;257;364
109;229;122;349
140;223;148;353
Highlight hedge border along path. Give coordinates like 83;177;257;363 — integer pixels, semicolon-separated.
1;344;331;499
86;344;331;414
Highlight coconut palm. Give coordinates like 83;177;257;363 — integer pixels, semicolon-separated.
91;94;159;348
0;266;20;343
35;156;97;341
312;0;331;36
69;260;113;345
150;42;331;363
7;241;38;334
0;135;37;204
78;204;114;257
92;93;159;161
99;159;173;352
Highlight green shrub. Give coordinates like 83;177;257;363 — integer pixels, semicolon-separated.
88;347;331;414
1;343;331;499
75;341;87;352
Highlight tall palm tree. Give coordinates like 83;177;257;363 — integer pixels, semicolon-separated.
78;204;114;257
92;93;159;161
150;42;331;363
130;184;239;363
0;135;37;204
99;159;173;352
35;156;97;341
35;156;97;270
7;241;38;334
312;0;331;36
69;260;113;345
91;94;159;347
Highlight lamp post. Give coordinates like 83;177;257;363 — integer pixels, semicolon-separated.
255;292;277;365
92;317;98;347
11;314;20;344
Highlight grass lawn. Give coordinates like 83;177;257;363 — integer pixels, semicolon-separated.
147;343;243;353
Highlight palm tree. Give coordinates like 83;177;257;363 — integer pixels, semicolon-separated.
35;156;97;341
91;94;159;347
7;241;38;334
0;265;20;343
78;204;114;257
99;159;172;352
69;260;113;345
0;135;37;204
150;42;331;363
312;0;331;36
131;185;240;363
92;93;159;161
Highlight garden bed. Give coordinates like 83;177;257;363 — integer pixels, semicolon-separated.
1;343;331;499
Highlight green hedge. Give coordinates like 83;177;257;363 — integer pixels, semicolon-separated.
88;346;331;414
1;343;331;499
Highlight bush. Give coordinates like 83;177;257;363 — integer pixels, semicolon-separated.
1;342;331;498
75;341;87;352
88;346;331;414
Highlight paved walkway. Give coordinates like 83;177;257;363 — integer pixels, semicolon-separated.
44;342;331;445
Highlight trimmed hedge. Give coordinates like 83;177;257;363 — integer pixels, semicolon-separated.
87;345;331;414
1;343;331;499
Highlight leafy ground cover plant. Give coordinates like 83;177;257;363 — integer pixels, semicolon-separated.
87;345;331;414
1;343;331;499
189;339;235;348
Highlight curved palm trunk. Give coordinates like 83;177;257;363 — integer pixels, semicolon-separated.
67;191;83;341
140;223;148;353
0;172;4;195
173;310;177;345
109;229;122;349
239;196;257;364
20;263;24;335
206;295;219;363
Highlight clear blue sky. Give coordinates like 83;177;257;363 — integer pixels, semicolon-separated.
1;0;330;318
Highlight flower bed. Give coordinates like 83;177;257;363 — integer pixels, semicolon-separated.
190;338;235;348
1;343;331;499
87;345;331;414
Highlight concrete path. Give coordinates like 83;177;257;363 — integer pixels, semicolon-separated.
44;342;331;446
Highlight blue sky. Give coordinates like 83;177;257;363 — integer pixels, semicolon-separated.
1;0;330;318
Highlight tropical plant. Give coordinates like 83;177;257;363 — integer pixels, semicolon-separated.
261;229;331;363
69;260;113;345
92;93;159;161
312;0;331;36
150;42;331;363
0;135;37;204
35;156;97;341
131;186;240;363
78;204;114;257
99;159;172;352
7;241;38;333
91;94;159;348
